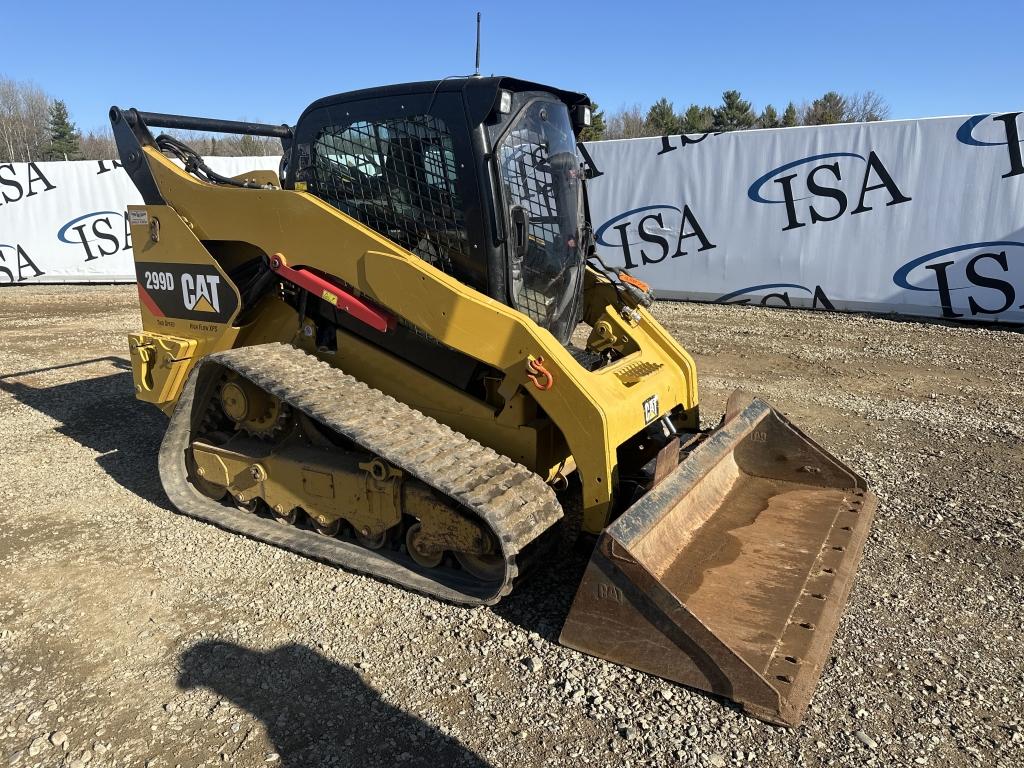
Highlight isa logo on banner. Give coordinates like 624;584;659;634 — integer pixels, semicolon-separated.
593;204;716;269
57;210;133;262
716;282;835;310
747;151;912;232
956;113;1023;179
893;241;1024;320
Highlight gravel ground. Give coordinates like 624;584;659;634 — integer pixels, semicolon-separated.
0;284;1021;768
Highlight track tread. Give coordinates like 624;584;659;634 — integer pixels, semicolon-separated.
158;343;562;605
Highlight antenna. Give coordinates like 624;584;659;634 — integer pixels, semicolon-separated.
474;12;481;76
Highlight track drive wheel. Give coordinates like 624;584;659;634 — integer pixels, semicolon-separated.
219;375;291;439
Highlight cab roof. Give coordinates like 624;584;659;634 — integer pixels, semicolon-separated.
299;76;590;126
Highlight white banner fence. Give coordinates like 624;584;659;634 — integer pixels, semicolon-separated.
0;156;281;283
583;112;1024;323
2;112;1023;323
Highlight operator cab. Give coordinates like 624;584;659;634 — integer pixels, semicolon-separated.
285;77;594;344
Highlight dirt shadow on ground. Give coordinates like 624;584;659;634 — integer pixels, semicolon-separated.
490;543;590;643
0;359;172;511
178;640;491;768
0;355;591;637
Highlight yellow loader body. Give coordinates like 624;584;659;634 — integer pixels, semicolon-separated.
112;79;874;725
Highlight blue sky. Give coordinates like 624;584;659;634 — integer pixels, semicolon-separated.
4;0;1020;131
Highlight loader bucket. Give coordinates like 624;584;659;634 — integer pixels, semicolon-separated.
560;392;876;726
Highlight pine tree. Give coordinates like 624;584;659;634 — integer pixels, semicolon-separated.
713;91;756;132
644;97;681;136
579;102;606;142
237;134;261;156
804;92;847;125
781;102;799;127
680;104;714;134
44;100;81;160
758;105;780;129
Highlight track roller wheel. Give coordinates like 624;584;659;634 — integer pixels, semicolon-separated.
355;528;388;550
187;450;226;501
272;505;299;526
234;494;261;514
455;552;504;583
405;523;443;568
314;517;341;537
191;472;227;502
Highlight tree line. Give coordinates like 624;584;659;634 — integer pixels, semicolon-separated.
580;89;890;141
0;75;281;163
2;74;892;161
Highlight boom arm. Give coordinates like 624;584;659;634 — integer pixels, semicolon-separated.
118;129;700;532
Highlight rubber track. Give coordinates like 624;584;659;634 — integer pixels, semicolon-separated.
158;343;563;605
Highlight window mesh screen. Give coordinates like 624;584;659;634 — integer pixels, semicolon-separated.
311;115;468;276
498;142;561;324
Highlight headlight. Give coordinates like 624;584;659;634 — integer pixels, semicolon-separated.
573;104;592;129
498;90;513;114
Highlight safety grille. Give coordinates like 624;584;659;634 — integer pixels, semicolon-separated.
615;360;663;386
499;142;561;325
311;115;469;276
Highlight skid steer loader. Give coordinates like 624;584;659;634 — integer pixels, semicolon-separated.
110;76;875;726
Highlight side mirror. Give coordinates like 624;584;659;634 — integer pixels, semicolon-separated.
510;205;530;259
